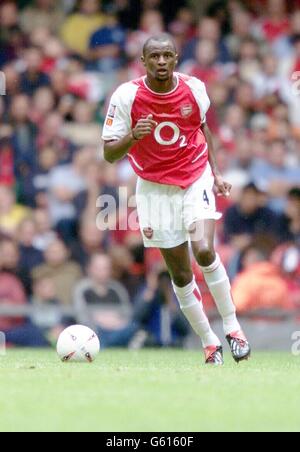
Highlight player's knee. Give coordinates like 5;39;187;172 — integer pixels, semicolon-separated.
194;245;215;267
172;270;193;288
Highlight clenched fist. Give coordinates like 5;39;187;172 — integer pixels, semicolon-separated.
132;114;158;140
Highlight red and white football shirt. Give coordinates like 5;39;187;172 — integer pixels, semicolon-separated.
102;73;210;189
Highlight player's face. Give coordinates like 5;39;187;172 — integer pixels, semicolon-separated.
142;42;178;82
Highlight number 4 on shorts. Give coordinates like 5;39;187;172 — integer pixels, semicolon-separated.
203;190;210;205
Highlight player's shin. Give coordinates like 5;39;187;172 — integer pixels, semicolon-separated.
172;277;221;348
200;254;241;335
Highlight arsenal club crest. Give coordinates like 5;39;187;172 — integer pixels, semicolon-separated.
181;104;193;118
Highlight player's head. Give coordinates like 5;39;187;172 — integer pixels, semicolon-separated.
141;34;178;82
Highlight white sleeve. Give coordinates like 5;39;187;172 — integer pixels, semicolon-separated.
101;82;138;141
185;77;211;123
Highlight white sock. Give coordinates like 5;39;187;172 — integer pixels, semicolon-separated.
201;254;241;335
172;277;221;348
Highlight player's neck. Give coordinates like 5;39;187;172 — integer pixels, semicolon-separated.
145;75;177;94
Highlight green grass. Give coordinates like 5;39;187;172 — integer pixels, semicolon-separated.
0;349;299;432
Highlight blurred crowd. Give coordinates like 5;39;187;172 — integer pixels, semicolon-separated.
0;0;300;348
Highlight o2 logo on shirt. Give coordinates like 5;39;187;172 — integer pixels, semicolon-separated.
154;122;187;148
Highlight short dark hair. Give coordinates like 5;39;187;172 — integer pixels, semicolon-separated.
143;34;177;56
243;182;266;194
288;187;300;200
291;33;300;45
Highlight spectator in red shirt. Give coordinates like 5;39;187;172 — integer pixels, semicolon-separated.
0;237;48;346
0;258;27;333
181;39;222;87
258;0;290;43
0;139;14;187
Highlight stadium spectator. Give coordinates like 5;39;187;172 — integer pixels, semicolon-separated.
36;112;75;165
40;36;68;75
232;243;294;313
168;7;196;55
133;268;189;347
255;0;290;44
47;146;93;240
223;182;278;249
1;63;20;99
0;185;29;238
181;38;223;86
30;276;66;343
21;145;59;209
10;94;38;177
19;0;65;34
28;25;52;49
88;11;126;73
61;100;99;147
0;137;14;187
125;9;165;78
71;219;106;270
17;218;44;274
0;1;21;67
109;244;144;300
32;239;82;306
0;266;24;333
61;0;107;56
251;53;287;103
20;47;51;96
0;238;31;296
50;68;69;101
74;253;137;347
274;9;300;57
31;87;56;126
218;105;247;152
250;139;300;212
32;208;57;252
0;239;48;346
0;242;26;331
272;244;300;308
234;80;256;115
181;16;230;64
276;187;300;245
226;9;254;60
222;136;255;196
236;37;261;85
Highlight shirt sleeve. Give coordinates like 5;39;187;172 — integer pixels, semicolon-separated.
185;76;211;124
101;83;135;141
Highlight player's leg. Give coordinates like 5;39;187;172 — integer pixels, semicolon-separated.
160;242;223;365
190;219;240;332
135;175;222;363
190;220;251;362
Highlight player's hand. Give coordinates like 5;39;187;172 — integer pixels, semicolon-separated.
214;175;232;198
132;114;158;140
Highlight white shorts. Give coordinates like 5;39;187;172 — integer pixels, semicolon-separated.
136;163;222;249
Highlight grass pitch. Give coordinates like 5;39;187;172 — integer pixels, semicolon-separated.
0;349;299;432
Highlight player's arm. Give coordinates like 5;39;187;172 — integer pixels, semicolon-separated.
104;134;136;164
201;122;232;197
104;115;157;164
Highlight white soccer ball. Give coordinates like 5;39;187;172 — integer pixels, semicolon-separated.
56;325;100;363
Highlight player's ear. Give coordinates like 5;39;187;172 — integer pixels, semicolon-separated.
141;55;146;66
